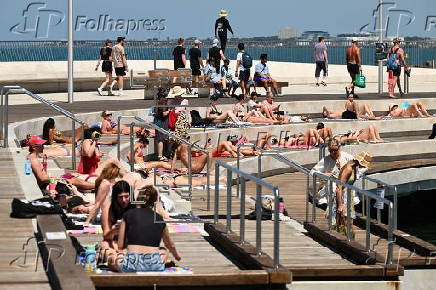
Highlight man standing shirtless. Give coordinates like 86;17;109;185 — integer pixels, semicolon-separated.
388;38;409;99
346;38;361;98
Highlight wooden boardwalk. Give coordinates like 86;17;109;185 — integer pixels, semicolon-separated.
0;151;50;289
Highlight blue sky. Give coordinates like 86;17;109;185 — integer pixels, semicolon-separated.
2;0;435;40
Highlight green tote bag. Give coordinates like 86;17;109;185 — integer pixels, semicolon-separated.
354;71;366;88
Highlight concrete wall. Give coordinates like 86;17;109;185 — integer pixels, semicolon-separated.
1;60;436;93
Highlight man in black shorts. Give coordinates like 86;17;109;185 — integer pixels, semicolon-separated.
388;38;409;98
345;38;361;97
235;43;251;96
110;37;128;96
188;39;204;94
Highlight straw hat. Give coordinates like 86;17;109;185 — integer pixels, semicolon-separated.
354;151;372;168
168;86;185;97
219;9;228;17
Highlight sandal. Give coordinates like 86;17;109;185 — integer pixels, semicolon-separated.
158;156;168;162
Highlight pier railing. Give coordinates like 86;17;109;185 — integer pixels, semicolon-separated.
0;86;86;170
236;145;395;264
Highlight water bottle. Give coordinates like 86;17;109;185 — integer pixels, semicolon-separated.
279;197;285;213
42;154;48;173
84;245;97;273
24;158;32;175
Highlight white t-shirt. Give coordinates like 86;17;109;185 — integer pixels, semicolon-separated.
236;52;245;71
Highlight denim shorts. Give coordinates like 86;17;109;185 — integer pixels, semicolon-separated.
120;251;164;272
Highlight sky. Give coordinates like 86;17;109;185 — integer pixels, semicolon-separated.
1;0;436;41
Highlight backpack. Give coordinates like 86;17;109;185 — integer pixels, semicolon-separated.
387;48;400;70
241;52;253;69
167;111;178;131
190;110;206;127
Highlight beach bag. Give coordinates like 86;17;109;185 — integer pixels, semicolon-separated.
190;110;206;127
242;52;253;69
387;48;399;71
167;111;178;131
354;71;366;88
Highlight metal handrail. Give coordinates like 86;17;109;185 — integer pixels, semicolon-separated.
236;144;395;264
129;69;147;89
1;86;86;170
125;117;211;210
214;159;281;269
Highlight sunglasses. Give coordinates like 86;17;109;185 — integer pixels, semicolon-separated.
105;113;113;116
329;149;339;153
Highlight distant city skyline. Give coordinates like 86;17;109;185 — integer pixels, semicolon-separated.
1;0;435;41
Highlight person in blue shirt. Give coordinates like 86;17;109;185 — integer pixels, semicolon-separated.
254;54;282;97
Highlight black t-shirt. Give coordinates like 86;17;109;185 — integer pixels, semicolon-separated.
189;47;201;70
209;47;221;67
100;47;112;61
215;17;233;36
123;207;166;247
173;45;186;70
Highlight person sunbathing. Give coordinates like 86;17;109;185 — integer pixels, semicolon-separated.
335;125;384;144
234;94;280;124
205;94;240;124
261;92;291;123
388;102;431;118
316;123;333;141
42;118;84;144
92;110;145;135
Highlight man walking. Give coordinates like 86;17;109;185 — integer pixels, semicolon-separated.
314;37;328;87
235;43;252;96
345;38;361;98
173;37;186;70
207;38;225;74
110;37;128;96
189;39;204;95
215;9;234;52
387;38;409;99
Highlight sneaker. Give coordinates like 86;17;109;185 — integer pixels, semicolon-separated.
97;87;103;96
276;94;284;97
316;83;320;87
321;81;327;87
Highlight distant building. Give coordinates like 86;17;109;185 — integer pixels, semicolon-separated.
301;31;330;41
337;32;378;41
278;27;298;39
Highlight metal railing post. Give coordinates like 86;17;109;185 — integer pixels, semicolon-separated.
327;180;333;231
362;176;366;216
117;116;122;160
273;188;280;269
3;91;9;148
312;175;317;222
387;203;394;264
226;169;232;233
214;163;220;224
366;195;371;252
392;186;398;230
346;187;352;241
206;153;211;211
240;178;246;244
256;154;262;255
71;120;76;170
236;147;241;197
0;86;21;140
129;123;135;172
305;174;310;222
188;144;193;192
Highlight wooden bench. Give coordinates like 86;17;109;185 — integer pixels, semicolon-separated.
141;69;289;99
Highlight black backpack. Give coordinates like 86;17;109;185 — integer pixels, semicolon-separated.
10;198;63;218
242;52;253;69
190;110;207;127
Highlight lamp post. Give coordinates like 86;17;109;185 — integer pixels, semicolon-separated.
67;0;74;103
378;0;384;94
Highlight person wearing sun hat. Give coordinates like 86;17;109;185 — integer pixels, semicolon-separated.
333;151;372;235
215;9;234;52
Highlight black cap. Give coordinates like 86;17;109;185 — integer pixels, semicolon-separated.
67;196;88;209
117;37;125;43
260;53;268;60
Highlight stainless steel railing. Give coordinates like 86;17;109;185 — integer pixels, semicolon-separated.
1;86;86;170
124;117;212;209
236;144;395;264
214;159;282;269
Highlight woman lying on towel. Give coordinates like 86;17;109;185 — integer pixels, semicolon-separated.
335;125;384;144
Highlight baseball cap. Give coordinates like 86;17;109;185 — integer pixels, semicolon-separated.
67;196;89;209
393;37;402;44
213;39;219;46
352;37;358;43
260;53;268;60
117;37;125;43
194;39;201;44
28;136;46;146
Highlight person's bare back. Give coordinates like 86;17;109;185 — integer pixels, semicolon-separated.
346;46;360;64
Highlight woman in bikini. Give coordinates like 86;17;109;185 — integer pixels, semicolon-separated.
389;102;431;118
205;94;240;124
42;117;85;144
336;125;384;144
233;94;280;124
